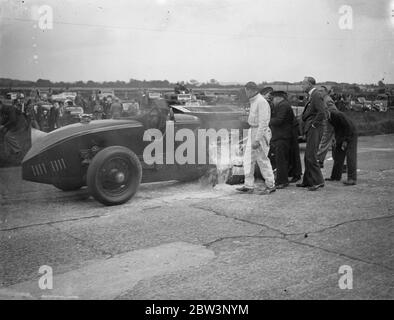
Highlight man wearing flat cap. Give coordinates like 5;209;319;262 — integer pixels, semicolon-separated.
269;91;295;189
237;82;275;195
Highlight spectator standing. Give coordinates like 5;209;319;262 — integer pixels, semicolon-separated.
297;77;326;191
110;98;123;119
236;82;276;195
269;91;295;189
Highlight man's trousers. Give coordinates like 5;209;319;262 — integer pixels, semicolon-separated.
243;128;275;189
272;139;291;185
288;127;302;178
302;126;324;186
331;136;358;181
317;120;335;163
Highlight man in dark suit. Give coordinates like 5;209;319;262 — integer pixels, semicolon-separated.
325;110;358;185
269;91;295;189
297;76;326;191
288;116;302;182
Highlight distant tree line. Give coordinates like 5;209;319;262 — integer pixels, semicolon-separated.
0;77;392;93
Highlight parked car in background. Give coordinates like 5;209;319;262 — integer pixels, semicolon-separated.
61;100;84;125
350;94;389;112
97;89;115;100
52;92;77;102
374;94;389;112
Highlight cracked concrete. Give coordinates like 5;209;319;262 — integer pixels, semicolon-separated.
1;134;393;299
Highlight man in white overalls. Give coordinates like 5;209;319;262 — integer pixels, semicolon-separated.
237;82;276;195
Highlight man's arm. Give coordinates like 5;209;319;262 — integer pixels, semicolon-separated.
256;99;271;144
311;92;325;128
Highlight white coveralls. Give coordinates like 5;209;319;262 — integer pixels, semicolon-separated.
243;93;275;189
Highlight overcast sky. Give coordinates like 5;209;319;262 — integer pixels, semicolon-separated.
0;0;393;84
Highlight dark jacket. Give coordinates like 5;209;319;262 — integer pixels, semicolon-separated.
301;88;326;134
328;110;357;144
0;104;18;131
269;99;295;142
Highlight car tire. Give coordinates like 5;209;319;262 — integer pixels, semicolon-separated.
53;181;84;191
87;146;142;206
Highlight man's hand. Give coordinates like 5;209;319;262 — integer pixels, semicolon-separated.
341;141;348;151
0;125;6;133
252;141;260;150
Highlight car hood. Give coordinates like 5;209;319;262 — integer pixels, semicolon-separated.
23;119;143;162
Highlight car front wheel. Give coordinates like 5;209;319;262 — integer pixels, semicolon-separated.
87;146;142;206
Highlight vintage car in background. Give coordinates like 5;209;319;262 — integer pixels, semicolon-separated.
6;92;24;100
350;94;389;112
22;104;248;206
97;89;115;100
374;94;389;112
52;91;77;102
120;100;140;117
163;92;197;106
148;92;162;100
170;104;247;130
60;100;85;125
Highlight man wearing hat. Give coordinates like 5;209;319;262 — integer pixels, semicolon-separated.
269;91;295;188
237;82;275;195
297;76;326;191
260;87;274;108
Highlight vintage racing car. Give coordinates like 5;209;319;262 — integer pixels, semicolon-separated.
22;106;246;206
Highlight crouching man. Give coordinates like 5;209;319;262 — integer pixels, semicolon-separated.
237;82;276;195
325;110;358;185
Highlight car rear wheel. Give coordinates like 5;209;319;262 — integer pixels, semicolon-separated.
53;181;84;191
87;146;142;206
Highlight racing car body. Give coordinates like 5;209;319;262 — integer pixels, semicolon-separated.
22;113;214;206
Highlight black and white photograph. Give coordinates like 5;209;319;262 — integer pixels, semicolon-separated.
0;0;393;304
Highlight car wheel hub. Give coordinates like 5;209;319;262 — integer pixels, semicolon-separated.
115;172;125;183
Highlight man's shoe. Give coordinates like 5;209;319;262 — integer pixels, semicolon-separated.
325;178;340;181
343;180;356;186
254;187;276;195
275;183;289;189
296;183;309;188
236;186;254;193
308;184;325;191
289;176;301;183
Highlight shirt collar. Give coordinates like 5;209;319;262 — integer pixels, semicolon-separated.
308;87;316;96
249;93;260;102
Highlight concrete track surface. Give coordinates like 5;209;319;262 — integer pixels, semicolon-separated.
0;135;393;300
